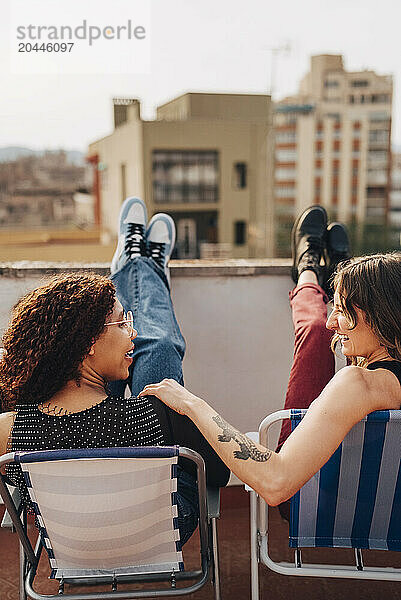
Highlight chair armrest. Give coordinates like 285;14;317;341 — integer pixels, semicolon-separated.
206;486;221;519
1;486;21;530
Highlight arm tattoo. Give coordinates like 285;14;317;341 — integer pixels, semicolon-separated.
212;415;272;462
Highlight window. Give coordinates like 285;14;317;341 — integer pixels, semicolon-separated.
275;186;295;198
369;129;389;144
368;150;388;161
367;169;387;185
370;111;391;122
152;150;218;204
275;148;297;162
234;221;246;245
351;80;369;88
276;131;296;143
233;162;247;189
371;94;390;104
324;79;339;88
275;168;296;181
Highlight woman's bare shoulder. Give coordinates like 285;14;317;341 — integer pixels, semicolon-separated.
330;365;400;410
363;366;401;410
0;412;16;455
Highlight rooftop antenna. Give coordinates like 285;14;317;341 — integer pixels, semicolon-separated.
269;43;292;99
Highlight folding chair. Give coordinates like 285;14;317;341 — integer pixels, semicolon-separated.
0;446;222;600
247;409;401;600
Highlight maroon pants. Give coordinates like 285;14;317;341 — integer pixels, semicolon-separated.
277;283;335;450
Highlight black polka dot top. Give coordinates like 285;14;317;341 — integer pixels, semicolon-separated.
6;395;164;512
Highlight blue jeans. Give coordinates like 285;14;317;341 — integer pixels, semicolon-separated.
110;257;198;545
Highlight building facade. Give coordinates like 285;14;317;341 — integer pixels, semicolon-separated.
88;93;274;258
274;55;392;254
0;152;90;229
390;152;401;231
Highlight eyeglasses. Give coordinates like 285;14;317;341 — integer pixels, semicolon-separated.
105;311;135;337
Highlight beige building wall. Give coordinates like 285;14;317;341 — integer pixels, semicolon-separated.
142;118;272;257
89;115;145;238
89;93;274;258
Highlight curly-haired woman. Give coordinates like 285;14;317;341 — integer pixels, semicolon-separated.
0;197;229;544
140;206;401;506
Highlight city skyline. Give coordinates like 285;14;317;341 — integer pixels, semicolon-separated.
1;0;401;151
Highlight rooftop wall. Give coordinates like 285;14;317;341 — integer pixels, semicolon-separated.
0;260;298;435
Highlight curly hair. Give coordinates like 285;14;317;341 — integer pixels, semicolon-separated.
332;252;401;365
0;272;116;410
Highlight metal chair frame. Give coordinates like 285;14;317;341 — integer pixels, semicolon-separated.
0;447;222;600
248;409;401;600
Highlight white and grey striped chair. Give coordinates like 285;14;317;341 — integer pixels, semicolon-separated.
0;446;222;600
247;409;401;600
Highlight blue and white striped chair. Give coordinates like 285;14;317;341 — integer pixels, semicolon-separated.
248;409;401;600
0;446;221;600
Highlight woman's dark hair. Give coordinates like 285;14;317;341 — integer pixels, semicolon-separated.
0;273;116;410
332;252;401;365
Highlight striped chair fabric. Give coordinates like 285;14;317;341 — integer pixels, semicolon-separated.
289;409;401;551
16;447;184;580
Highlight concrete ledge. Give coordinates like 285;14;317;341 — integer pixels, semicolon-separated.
0;259;292;278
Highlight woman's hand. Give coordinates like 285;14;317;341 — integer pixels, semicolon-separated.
139;379;200;416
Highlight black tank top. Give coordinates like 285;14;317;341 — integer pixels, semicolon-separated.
367;360;401;385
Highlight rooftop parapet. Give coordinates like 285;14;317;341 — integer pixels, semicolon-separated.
0;259;294;437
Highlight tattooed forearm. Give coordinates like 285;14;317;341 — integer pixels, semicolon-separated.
212;414;272;462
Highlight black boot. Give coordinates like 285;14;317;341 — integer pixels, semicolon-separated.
324;222;351;298
291;205;327;285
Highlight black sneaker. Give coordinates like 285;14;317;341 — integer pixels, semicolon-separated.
291;205;327;285
324;222;351;297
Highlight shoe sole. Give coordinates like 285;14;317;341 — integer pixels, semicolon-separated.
111;197;147;271
291;205;327;283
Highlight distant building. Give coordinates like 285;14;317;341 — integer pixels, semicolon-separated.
390;152;401;232
0;151;91;228
274;54;392;254
88;93;274;258
73;191;95;227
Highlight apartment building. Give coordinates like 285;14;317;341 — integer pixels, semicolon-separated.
274;55;393;253
88;93;274;258
390;152;401;230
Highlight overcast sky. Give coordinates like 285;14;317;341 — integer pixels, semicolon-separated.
1;0;401;152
